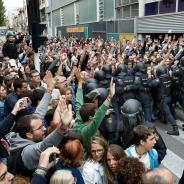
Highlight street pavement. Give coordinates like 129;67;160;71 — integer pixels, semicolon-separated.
155;114;184;183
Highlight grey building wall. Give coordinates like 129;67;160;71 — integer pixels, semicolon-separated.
79;0;97;23
63;4;75;25
47;0;135;36
104;0;115;20
118;19;134;33
46;0;76;13
52;9;61;35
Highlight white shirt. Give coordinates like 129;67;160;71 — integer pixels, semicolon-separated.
130;146;150;170
82;160;105;184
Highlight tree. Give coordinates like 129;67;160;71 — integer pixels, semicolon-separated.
0;0;6;26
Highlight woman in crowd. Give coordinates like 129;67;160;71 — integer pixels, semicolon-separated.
82;136;108;184
105;144;126;184
55;136;85;184
65;87;76;112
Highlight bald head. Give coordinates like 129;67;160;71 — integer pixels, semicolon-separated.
142;168;175;184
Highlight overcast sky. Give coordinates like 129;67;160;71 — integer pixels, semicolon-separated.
3;0;23;13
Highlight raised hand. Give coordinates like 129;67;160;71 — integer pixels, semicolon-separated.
44;71;55;90
75;68;85;84
109;77;115;98
58;96;73;128
12;97;31;115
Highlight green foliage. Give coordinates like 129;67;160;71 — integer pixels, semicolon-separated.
0;0;6;26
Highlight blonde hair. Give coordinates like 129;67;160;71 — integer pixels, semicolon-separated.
50;170;74;184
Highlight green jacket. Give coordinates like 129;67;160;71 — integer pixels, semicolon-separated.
73;88;108;150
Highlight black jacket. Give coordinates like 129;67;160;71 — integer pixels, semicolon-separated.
2;36;24;59
31;174;48;184
0;113;16;158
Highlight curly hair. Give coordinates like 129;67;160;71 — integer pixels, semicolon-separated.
117;157;145;184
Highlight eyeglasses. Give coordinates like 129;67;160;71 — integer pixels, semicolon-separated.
32;74;40;78
31;122;45;132
91;149;104;155
57;79;67;84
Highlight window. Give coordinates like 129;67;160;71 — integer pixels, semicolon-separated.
122;0;130;5
178;0;184;12
123;5;130;18
131;3;138;17
48;13;51;27
159;0;176;14
145;2;158;16
116;8;122;18
130;0;138;3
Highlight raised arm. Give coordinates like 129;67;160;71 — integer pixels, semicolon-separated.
0;97;30;138
82;78;115;138
34;71;55;119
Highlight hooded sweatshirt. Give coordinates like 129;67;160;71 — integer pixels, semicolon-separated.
6;90;64;171
6;129;65;170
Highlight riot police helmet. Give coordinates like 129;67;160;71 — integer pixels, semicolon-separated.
94;70;105;81
102;64;112;74
121;99;143;129
156;66;167;77
85;88;108;106
86;78;98;84
84;82;99;94
121;99;142;116
134;62;147;73
116;63;127;75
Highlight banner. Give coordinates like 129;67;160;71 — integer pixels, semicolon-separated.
66;27;84;33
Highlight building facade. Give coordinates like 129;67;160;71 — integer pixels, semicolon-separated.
137;0;184;34
6;0;28;34
9;8;27;34
45;0;136;40
40;0;47;23
45;0;184;40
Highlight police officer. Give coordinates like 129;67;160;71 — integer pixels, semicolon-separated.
134;62;156;123
170;62;180;106
156;66;179;136
119;99;167;163
101;64;112;88
178;57;184;109
115;63;138;109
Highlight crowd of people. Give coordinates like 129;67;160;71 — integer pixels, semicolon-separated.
0;32;184;184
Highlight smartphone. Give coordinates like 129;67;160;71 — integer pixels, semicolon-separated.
49;153;57;164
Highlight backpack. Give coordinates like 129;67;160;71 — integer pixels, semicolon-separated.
7;147;34;177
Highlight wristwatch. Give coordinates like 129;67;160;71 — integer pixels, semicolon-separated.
34;168;47;177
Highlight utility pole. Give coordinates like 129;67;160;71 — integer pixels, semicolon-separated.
26;0;47;72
